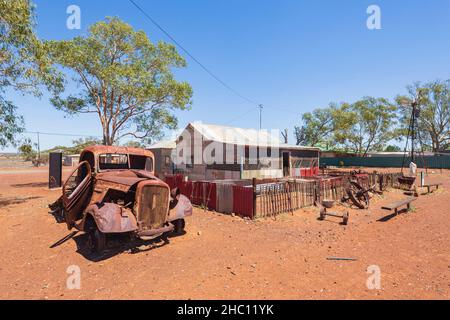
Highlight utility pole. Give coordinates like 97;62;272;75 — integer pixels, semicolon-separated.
410;89;424;163
37;131;41;163
411;101;416;163
258;104;263;130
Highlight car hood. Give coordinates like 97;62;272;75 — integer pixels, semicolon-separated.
96;170;162;188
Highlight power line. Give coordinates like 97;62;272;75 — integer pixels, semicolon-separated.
225;104;300;126
128;0;259;106
225;106;257;125
25;131;102;138
129;0;302;126
259;104;263;130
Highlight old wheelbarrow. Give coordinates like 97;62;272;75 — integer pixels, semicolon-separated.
318;199;349;225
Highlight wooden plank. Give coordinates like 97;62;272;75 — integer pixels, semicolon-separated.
382;197;417;210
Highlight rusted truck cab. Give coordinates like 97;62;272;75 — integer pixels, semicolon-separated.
61;146;191;252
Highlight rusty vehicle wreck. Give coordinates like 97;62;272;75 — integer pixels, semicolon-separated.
52;146;192;253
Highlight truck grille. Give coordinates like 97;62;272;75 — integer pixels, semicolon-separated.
138;185;169;229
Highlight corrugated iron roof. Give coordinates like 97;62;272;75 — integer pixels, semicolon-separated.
148;140;177;149
189;122;319;151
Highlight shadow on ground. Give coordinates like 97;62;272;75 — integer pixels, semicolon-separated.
377;208;409;222
11;182;48;188
50;230;187;262
0;196;42;208
75;233;171;262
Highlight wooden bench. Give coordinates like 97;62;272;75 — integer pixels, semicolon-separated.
422;183;442;194
382;197;417;215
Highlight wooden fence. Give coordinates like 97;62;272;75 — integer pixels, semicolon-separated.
254;172;404;219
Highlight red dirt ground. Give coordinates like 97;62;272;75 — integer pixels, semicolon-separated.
0;167;448;300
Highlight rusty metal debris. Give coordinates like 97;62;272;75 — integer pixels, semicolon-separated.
345;181;370;209
339;171;383;209
398;175;416;190
50;145;193;253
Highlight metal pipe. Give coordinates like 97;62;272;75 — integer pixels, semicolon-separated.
327;257;357;261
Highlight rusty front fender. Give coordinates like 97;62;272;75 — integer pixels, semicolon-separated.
168;194;193;222
81;203;138;234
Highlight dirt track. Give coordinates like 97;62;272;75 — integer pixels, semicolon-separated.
0;167;449;300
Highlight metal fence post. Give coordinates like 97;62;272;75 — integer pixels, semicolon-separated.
252;178;257;219
49;152;63;189
314;180;320;205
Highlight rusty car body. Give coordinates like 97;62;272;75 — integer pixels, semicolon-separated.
57;145;192;252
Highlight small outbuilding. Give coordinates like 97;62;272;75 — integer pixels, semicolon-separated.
148;140;176;178
63;154;80;167
151;122;320;181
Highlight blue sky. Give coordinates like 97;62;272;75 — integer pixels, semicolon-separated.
5;0;450;152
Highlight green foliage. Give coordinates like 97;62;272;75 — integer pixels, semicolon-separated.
45;137;102;155
70;137;102;154
46;17;192;146
337;97;398;155
18;138;36;160
301;79;448;154
295;97;397;155
0;97;24;147
396;80;450;152
384;145;402;152
123;140;144;148
0;0;62;148
294;105;335;147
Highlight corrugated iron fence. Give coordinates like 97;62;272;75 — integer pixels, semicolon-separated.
166;175;254;219
321;155;450;169
165;175;218;212
232;186;254;219
166;172;404;220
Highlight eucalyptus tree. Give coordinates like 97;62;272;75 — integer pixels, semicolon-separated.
0;0;60;147
295;98;397;155
396;80;450;152
47;17;193;146
339;97;398;156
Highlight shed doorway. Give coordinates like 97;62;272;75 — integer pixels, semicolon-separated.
282;152;291;177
